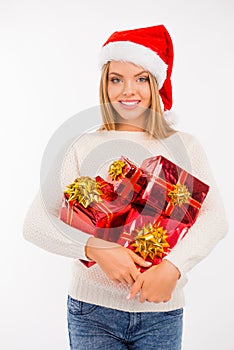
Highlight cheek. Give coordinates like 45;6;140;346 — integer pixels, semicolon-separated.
142;86;151;104
107;84;122;101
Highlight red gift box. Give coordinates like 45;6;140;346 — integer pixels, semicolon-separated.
140;155;209;226
59;175;133;268
118;206;188;272
107;157;148;204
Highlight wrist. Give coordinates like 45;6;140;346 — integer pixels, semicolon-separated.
85;237;120;261
162;259;181;279
85;237;98;260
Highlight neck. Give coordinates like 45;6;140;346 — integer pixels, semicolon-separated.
115;124;145;132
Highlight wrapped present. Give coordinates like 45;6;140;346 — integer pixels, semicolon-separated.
118;207;188;272
60;175;132;235
59;175;133;268
59;155;209;271
140;155;209;226
107;157;148;204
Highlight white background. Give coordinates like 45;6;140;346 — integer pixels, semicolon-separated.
0;0;233;349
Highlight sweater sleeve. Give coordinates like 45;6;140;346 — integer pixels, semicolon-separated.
164;136;229;277
23;143;94;260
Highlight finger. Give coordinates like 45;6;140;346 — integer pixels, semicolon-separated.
130;268;141;282
131;273;141;283
113;272;135;287
128;250;152;268
127;278;143;300
138;286;148;303
138;294;147;303
119;280;129;288
123;274;135;286
113;279;122;285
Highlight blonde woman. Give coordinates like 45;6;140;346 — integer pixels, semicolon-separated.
23;25;228;350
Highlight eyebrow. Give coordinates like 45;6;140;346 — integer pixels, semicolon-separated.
108;71;149;77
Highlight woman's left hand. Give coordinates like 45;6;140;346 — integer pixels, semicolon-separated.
127;260;181;303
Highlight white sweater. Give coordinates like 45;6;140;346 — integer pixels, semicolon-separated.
23;130;228;312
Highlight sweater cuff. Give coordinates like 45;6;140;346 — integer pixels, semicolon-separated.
163;253;187;278
70;233;94;261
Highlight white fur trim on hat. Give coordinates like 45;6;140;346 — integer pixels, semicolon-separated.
99;41;168;90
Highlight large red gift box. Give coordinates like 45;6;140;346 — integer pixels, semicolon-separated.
140;155;209;227
59;175;135;268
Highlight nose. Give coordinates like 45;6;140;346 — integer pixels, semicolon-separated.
122;80;136;96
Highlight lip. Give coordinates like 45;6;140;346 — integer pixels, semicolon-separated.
118;100;140;110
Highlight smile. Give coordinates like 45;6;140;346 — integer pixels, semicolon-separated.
118;100;140;110
119;100;140;106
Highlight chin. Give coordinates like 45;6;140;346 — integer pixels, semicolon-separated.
116;108;147;121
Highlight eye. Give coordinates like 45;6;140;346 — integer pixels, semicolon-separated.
137;76;149;83
109;77;122;83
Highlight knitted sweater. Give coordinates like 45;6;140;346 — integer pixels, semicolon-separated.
23;130;228;312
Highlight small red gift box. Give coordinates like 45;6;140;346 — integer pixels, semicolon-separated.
107;157;148;204
118;207;188;272
140;155;210;226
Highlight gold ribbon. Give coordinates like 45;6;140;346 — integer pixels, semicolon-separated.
130;223;170;260
167;183;191;206
108;160;126;180
64;176;103;208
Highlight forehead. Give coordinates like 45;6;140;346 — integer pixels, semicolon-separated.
108;61;147;74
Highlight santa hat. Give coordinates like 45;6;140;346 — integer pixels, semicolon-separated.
99;25;174;111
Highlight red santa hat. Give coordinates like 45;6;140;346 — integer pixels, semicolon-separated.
99;25;174;111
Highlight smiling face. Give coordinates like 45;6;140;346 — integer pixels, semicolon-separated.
107;61;151;131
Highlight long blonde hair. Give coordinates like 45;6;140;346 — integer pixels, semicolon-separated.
99;62;176;139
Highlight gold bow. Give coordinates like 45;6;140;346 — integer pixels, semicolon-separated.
108;160;126;180
168;183;191;206
64;176;103;208
130;223;170;260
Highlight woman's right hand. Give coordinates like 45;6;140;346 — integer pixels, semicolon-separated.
85;237;152;285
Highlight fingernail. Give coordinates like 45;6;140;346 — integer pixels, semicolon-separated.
145;261;152;265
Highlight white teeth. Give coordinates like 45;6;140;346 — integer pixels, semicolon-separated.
121;101;138;106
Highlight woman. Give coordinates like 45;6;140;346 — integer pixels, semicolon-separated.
23;25;228;350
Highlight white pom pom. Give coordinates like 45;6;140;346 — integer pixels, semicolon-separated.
163;110;179;126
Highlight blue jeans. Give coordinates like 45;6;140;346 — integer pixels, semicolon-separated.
67;295;183;350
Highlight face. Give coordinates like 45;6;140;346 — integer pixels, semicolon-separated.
107;61;151;130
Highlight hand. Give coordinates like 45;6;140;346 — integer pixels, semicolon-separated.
127;260;181;303
85;237;152;285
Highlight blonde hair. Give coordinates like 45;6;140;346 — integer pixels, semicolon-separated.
98;62;176;139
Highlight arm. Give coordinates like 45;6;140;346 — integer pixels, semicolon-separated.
23;144;94;260
23;141;152;279
85;237;152;285
129;136;228;302
164;136;228;276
